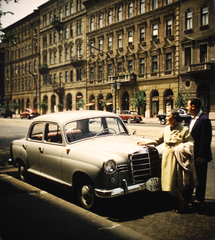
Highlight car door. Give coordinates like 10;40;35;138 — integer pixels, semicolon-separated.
39;123;64;181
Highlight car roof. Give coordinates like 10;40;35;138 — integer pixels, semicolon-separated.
32;110;118;124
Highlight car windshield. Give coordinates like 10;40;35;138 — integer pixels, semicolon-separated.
130;111;138;115
65;117;128;143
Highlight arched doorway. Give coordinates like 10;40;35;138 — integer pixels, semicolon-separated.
33;97;37;109
21;99;24;112
87;94;95;110
98;94;104;110
122;91;129;111
164;89;174;113
151;90;159;117
66;93;72;111
51;95;56;112
106;93;113;112
18;99;21;114
197;83;210;116
43;95;48;114
76;92;83;110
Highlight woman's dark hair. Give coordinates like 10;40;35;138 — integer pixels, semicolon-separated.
169;109;181;122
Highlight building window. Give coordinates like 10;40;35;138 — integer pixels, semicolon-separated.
166;0;172;4
54;32;57;43
140;58;145;73
49;34;52;45
49;13;52;24
54;74;57;83
128;3;133;18
77;45;82;57
65;4;69;17
166;19;172;36
77;20;82;34
118;34;122;48
70;70;73;82
70;25;73;37
90;42;94;54
185;47;191;66
70;47;73;58
99;40;103;51
108;64;112;76
152;0;158;9
99;14;103;28
54;52;57;63
65;48;69;61
25;46;28;56
90;18;94;31
98;66;103;79
200;44;207;63
59;50;62;62
43;55;47;64
90;67;94;80
50;53;53;64
152;56;158;72
43;75;47;86
166;53;172;70
29;63;31;73
118;7;122;21
70;2;73;14
59;9;62;21
43;35;47;47
65;27;68;39
152;23;158;39
108;11;112;25
140;27;145;42
201;6;208;26
140;0;145;14
117;62;123;73
43;14;47;27
77;68;82;81
50;74;52;84
29;45;32;54
186;11;192;29
65;71;69;82
59;72;62;83
128;60;133;72
128;31;133;45
59;30;63;41
108;37;112;50
77;0;82;11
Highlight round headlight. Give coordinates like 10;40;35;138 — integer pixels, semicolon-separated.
104;160;117;174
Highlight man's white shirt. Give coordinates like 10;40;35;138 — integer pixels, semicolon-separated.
189;110;203;132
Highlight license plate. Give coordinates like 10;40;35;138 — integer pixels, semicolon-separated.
146;177;161;192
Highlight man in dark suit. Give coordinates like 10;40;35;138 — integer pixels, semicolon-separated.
186;97;212;205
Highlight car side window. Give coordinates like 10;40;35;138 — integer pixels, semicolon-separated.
29;123;44;141
44;123;62;143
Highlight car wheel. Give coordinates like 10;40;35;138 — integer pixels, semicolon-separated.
20;115;23;119
160;119;166;125
127;118;132;124
28;115;31;119
77;180;95;210
18;162;28;182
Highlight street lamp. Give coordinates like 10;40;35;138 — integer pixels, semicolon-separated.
86;43;119;113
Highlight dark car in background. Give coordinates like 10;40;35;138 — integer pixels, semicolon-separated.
157;108;192;125
119;110;142;123
20;108;39;119
0;108;15;118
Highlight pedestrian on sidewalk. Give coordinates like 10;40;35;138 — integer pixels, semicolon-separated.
183;97;212;207
137;110;198;213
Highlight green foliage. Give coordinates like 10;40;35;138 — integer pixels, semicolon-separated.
10;102;19;110
57;103;63;109
76;99;85;109
37;101;48;110
174;89;190;108
101;100;108;108
132;89;146;109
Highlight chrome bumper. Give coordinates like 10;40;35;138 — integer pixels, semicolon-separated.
95;178;161;198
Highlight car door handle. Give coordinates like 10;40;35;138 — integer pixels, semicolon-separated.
39;147;44;153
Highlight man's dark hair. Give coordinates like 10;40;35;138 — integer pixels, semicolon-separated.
189;97;202;109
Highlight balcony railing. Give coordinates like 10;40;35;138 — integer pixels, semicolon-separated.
51;17;62;29
71;55;85;67
188;63;212;73
51;82;64;95
38;64;48;74
108;73;136;82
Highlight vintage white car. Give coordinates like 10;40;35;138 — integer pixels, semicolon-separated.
9;110;161;210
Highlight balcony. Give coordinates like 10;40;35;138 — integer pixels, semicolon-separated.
38;64;48;74
108;73;136;82
71;56;86;67
187;63;213;73
51;17;62;30
51;82;64;95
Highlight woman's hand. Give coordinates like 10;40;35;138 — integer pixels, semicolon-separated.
137;141;145;146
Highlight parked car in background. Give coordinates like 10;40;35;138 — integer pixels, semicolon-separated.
0;107;15;118
119;110;142;123
157;108;192;125
9;110;162;210
20;108;39;119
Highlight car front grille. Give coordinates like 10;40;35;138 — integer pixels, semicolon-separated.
129;146;161;184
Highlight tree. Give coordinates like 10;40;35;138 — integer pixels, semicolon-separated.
37;101;48;114
10;102;19;111
101;100;107;111
174;89;189;108
76;99;85;110
131;89;146;112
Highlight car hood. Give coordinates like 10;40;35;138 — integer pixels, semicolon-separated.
69;135;159;163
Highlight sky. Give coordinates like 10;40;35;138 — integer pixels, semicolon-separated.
0;0;48;28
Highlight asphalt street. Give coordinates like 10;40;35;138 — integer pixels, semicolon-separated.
0;117;215;240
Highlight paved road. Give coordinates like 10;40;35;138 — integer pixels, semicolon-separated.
0;117;215;240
